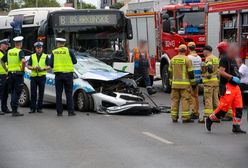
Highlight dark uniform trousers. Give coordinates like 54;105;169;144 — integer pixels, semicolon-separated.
9;73;24;111
0;74;9;112
134;59;151;87
30;76;46;111
55;72;74;114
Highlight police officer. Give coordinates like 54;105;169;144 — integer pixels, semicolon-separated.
132;40;156;95
0;39;11;115
200;45;219;123
169;44;195;123
27;42;50;113
50;38;77;116
1;36;26;117
187;42;202;120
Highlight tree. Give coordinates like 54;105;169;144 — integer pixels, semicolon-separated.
22;0;60;7
77;1;96;9
0;0;8;11
110;2;124;9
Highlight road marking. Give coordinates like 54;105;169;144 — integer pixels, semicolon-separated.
104;114;111;117
142;132;174;145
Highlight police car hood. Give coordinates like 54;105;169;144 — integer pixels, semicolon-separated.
75;52;128;81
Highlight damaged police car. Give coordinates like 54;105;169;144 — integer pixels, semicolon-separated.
20;52;152;114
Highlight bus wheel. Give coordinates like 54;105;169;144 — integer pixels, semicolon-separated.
162;65;171;93
19;85;30;107
75;90;89;112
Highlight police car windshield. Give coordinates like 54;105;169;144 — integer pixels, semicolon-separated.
176;11;205;35
74;53;116;75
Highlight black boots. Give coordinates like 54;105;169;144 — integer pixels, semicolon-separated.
12;111;24;117
232;125;246;134
147;88;156;95
190;113;199;120
205;117;213;132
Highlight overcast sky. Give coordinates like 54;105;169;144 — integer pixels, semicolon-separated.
58;0;100;8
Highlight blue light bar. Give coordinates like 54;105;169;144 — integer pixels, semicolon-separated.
182;0;201;3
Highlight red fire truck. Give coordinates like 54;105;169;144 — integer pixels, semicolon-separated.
124;1;206;92
206;0;248;61
117;0;247;92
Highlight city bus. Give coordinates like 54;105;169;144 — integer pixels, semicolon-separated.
0;7;133;65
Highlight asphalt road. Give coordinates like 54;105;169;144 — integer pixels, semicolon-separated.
0;82;247;168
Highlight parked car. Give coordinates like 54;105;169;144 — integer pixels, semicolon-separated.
20;52;152;114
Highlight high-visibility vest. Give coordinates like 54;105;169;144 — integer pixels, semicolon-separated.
30;53;47;77
0;51;7;75
133;48;149;61
202;55;219;86
7;48;22;72
169;54;194;89
52;47;74;73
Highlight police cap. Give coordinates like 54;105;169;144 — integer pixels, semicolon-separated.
34;41;44;48
56;38;66;42
13;36;24;42
0;39;10;45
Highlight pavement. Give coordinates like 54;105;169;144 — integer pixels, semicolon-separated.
0;81;248;168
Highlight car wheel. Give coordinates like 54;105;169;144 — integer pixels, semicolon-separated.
19;84;30;107
87;94;94;112
75;90;89;112
161;64;171;93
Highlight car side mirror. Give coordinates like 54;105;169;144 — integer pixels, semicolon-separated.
126;18;133;40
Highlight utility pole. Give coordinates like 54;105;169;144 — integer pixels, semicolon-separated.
36;0;38;7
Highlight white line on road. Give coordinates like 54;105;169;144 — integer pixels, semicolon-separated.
142;132;174;145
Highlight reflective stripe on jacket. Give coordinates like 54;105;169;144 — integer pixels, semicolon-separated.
7;48;22;72
30;53;47;77
52;47;74;73
188;51;202;84
202;54;219;86
0;51;7;75
169;54;194;89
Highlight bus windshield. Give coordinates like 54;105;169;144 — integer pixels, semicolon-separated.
46;10;129;64
176;11;205;35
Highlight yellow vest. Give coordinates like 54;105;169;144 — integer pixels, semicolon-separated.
30;53;47;77
202;54;219;86
0;51;7;75
7;48;22;72
52;47;74;73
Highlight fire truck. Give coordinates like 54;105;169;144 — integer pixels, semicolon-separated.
117;0;206;92
206;0;248;61
115;0;248;92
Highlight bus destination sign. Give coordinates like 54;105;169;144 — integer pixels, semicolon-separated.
58;14;117;26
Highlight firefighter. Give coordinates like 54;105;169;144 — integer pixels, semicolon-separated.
0;39;11;115
50;38;77;116
205;43;246;133
200;45;219;123
1;36;26;117
187;42;202;120
27;42;50;113
132;40;156;95
169;44;195;123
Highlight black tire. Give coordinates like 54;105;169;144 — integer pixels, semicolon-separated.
161;64;171;93
87;94;94;112
19;84;30;107
75;90;89;112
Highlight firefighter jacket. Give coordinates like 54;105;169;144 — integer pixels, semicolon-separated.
169;54;195;89
202;54;219;86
